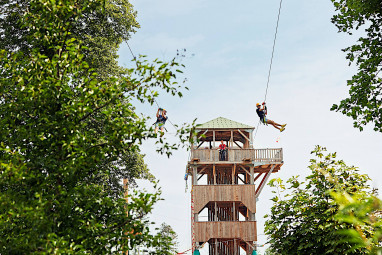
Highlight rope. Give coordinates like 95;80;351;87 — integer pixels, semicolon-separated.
264;0;283;103
147;87;161;108
127;42;136;60
167;118;178;131
253;120;261;142
126;42;178;132
177;241;207;254
254;0;284;141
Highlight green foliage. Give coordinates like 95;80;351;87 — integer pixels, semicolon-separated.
265;146;373;255
0;0;192;253
95;150;154;199
332;190;382;254
330;0;382;132
0;0;138;79
150;223;179;255
0;0;155;194
264;247;277;255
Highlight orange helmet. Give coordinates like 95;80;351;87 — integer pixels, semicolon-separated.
256;103;260;107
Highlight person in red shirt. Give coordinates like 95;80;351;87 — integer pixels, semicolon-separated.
218;140;227;161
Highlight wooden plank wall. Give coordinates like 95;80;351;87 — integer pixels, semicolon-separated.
195;221;257;242
194;185;256;213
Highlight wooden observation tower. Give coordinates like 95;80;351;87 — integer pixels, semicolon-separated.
188;117;283;254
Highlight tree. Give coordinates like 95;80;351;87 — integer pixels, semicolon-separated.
264;146;375;255
0;0;155;197
264;247;277;255
330;0;382;132
93;150;155;199
332;187;382;254
150;223;179;255
0;0;138;79
0;0;191;253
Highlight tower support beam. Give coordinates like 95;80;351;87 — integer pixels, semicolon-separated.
255;164;276;198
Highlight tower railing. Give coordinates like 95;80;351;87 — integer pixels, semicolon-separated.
191;148;283;163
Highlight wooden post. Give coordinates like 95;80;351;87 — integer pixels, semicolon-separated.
193;166;198;185
192;166;198;223
249;130;253;148
214;202;217;221
232;164;235;184
191;187;195;253
233;202;236;221
250;166;254;185
213;130;216;148
123;178;129;255
213;164;216;185
249;166;257;223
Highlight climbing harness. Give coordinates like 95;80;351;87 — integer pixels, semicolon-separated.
256;102;268;126
153;107;169;133
261;102;268;125
263;102;268;116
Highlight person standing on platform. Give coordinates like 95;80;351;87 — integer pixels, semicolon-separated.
218;140;227;161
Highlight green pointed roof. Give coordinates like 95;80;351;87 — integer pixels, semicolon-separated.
196;117;254;130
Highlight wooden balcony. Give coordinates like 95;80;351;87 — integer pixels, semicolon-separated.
194;185;256;213
195;221;257;242
190;148;283;164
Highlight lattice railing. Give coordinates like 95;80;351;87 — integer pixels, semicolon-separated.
191;148;283;163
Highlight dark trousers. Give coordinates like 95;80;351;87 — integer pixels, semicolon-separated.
219;149;227;161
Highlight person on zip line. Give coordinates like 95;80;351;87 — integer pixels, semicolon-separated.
154;108;168;134
256;102;286;132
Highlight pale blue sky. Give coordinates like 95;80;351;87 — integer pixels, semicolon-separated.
118;0;382;254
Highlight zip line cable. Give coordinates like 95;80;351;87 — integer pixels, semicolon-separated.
126;42;178;131
264;0;283;103
253;0;284;140
147;86;161;109
127;42;136;60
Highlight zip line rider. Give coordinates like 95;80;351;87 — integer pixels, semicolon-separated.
256;102;286;132
154;108;168;134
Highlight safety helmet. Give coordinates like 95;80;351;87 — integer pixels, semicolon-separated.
256;103;260;106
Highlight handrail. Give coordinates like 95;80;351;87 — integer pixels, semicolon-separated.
191;148;283;163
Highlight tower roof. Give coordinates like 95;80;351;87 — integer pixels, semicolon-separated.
196;117;254;130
